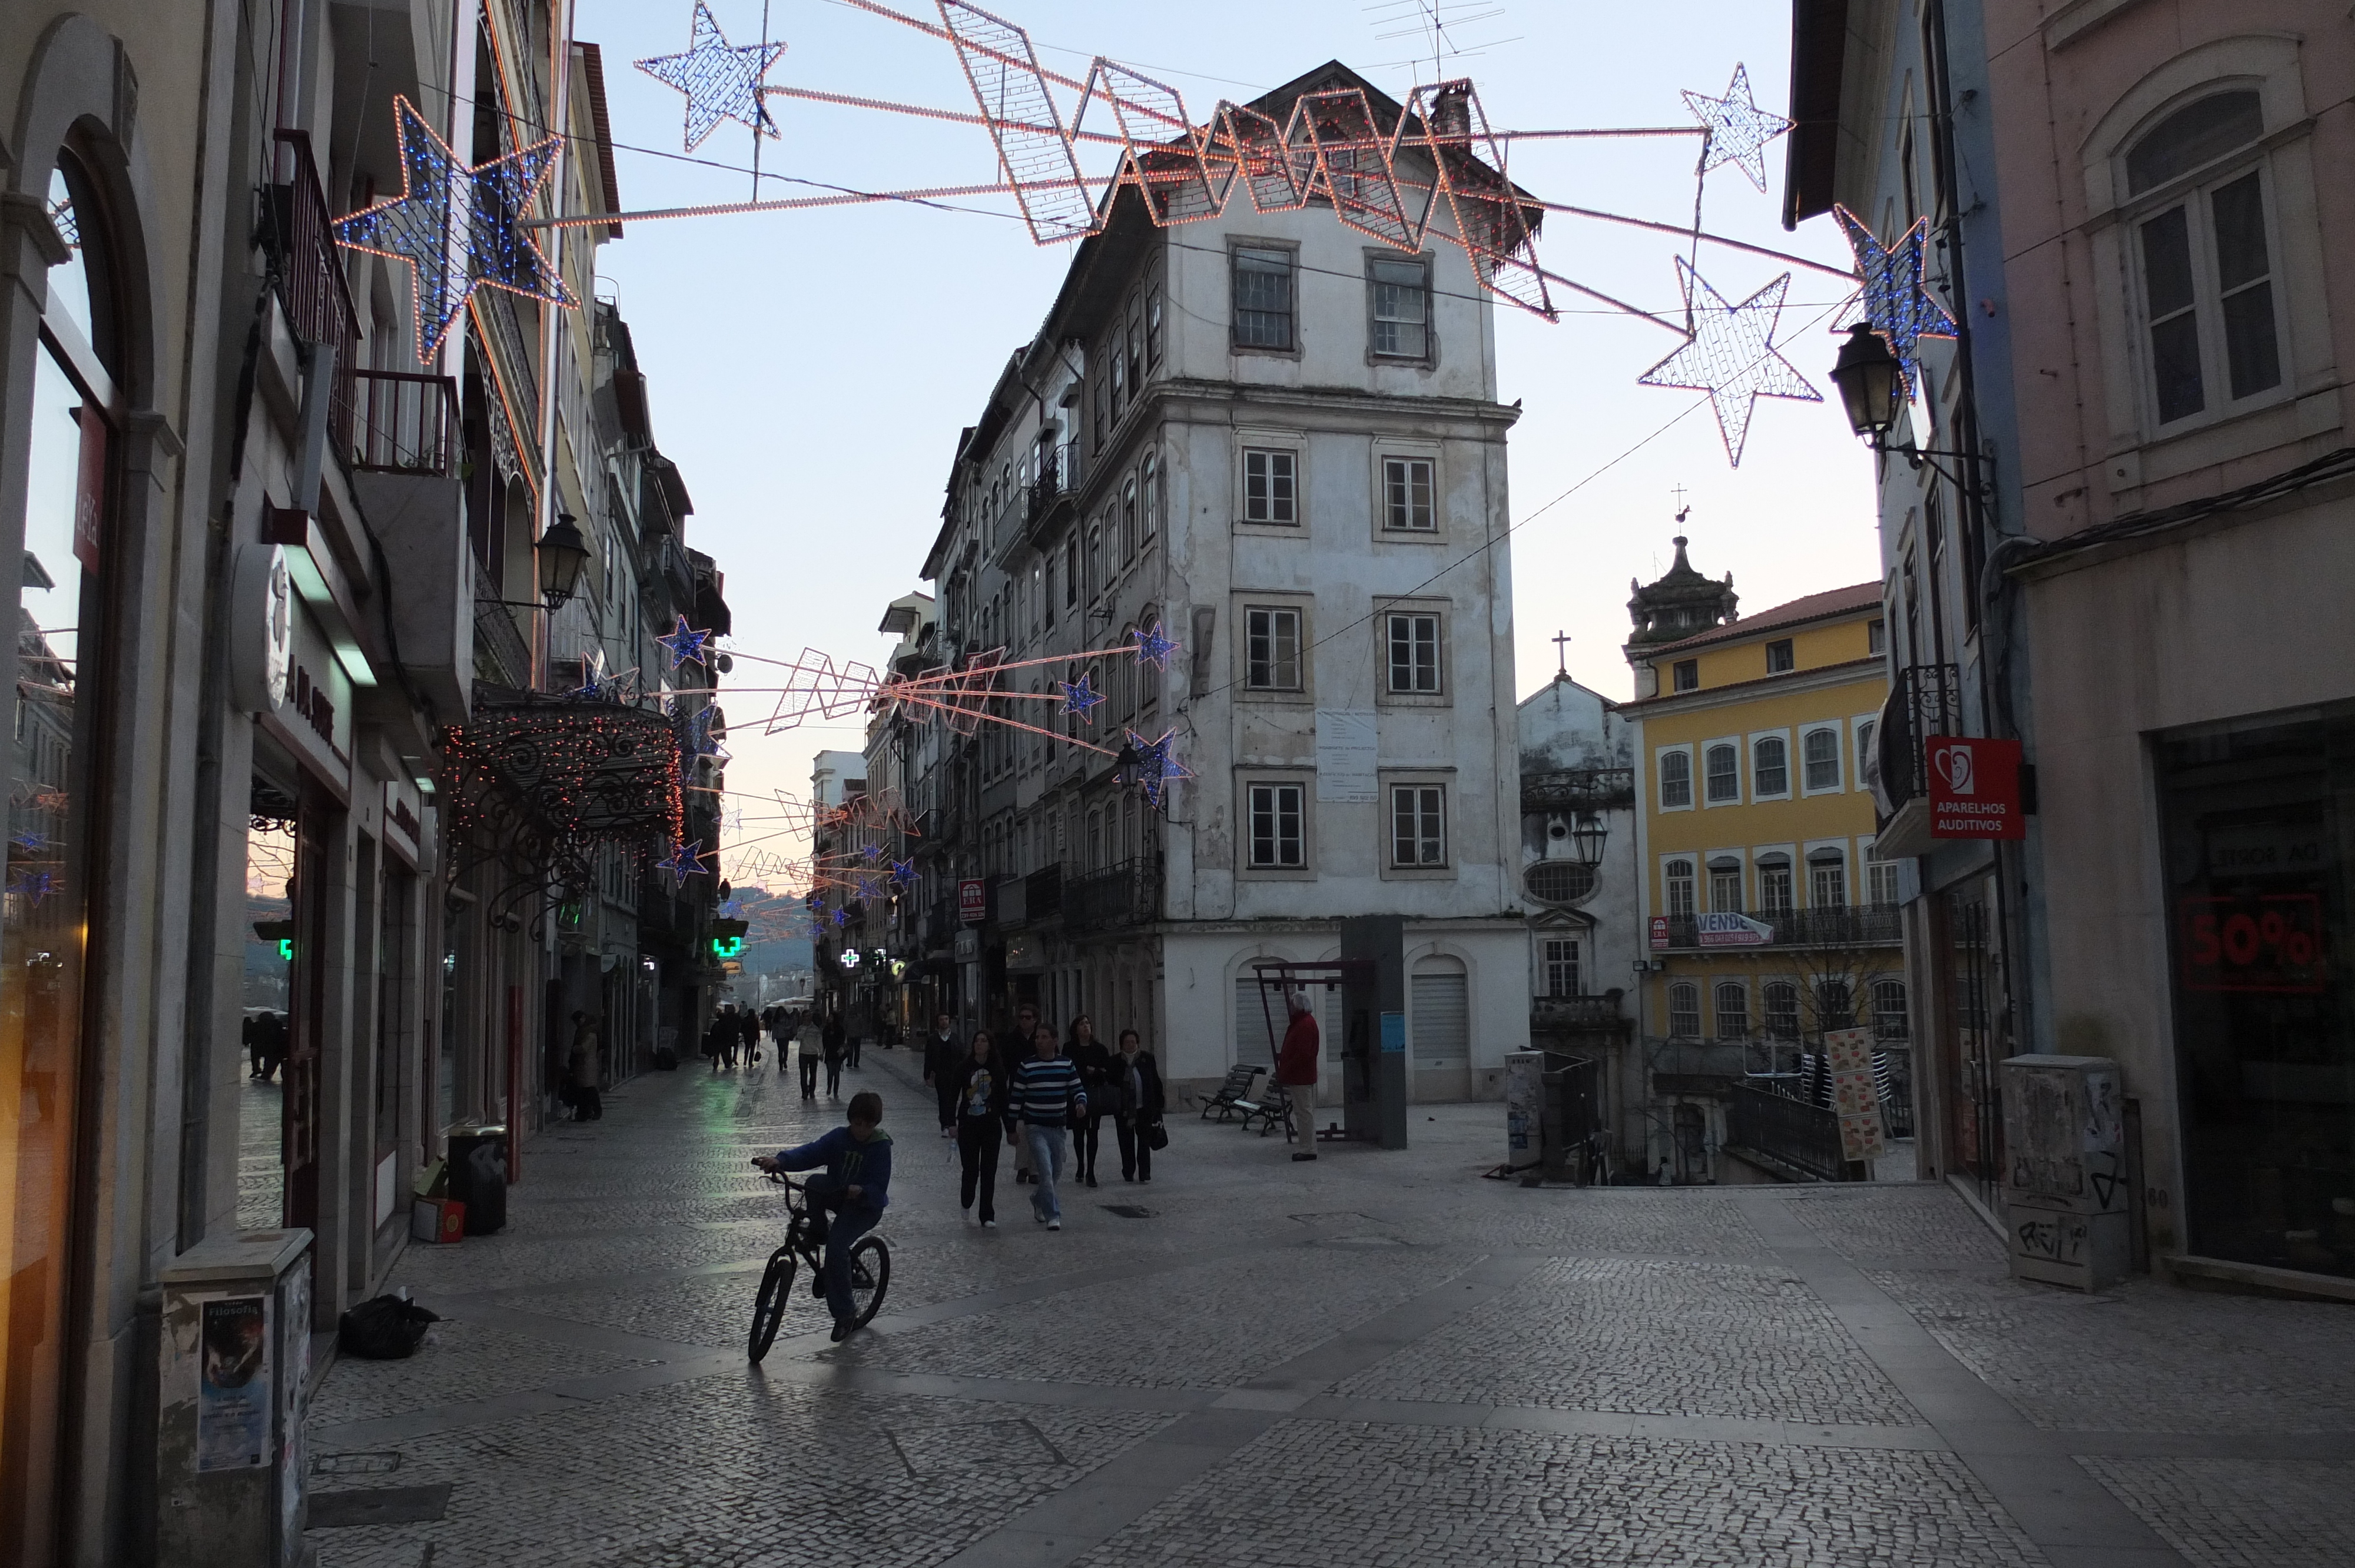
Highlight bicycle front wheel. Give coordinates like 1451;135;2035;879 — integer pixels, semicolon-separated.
748;1247;795;1363
846;1235;891;1327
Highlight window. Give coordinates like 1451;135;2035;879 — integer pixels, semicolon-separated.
1664;858;1696;918
1803;727;1842;792
1126;303;1144;394
1714;982;1750;1041
1856;720;1879;791
1120;478;1136;566
1753;735;1789;798
1659;749;1692;808
1524;861;1597;905
2128;94;2280;424
1809;848;1847;909
1543;938;1580;998
1708;856;1743;912
1868;618;1886;656
1146;288;1163;367
1705;742;1740;803
1386;612;1441;693
1063;533;1079;609
1369;255;1429;358
1233;245;1295;350
1247;783;1304;867
1766;639;1794;674
1381;457;1435;530
1391;785;1446;866
1868;856;1900;906
1763;981;1800;1039
1245;607;1302;690
1242;448;1296;524
1815;979;1856;1031
1087;523;1103;604
1757;854;1794;916
1140;452;1157;546
1873;979;1910;1040
1673;659;1699;693
1109;332;1126;418
1668;982;1702;1039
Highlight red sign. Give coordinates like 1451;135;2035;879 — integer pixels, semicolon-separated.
1926;736;2026;841
957;878;987;925
1648;915;1670;951
2180;893;2326;994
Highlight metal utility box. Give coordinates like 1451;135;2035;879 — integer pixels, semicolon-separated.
2000;1054;2131;1291
1502;1052;1544;1174
1340;916;1408;1149
157;1228;315;1567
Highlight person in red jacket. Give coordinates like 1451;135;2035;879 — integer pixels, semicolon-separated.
1276;990;1321;1161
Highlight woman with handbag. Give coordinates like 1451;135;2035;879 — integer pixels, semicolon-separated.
1110;1028;1166;1182
951;1031;1009;1225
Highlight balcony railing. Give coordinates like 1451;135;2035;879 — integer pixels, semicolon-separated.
347;370;459;476
1882;663;1962;810
1655;903;1904;950
1530;992;1626;1032
1063;856;1162;930
473;593;533;688
268;130;359;454
1521;767;1636;816
1726;1084;1852;1182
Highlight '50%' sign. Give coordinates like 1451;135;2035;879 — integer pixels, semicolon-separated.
2178;893;2326;995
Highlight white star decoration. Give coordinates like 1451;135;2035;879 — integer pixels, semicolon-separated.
1682;64;1793;193
636;2;786;152
1638;259;1821;467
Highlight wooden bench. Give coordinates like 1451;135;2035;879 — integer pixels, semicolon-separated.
1236;1084;1297;1139
1198;1064;1265;1122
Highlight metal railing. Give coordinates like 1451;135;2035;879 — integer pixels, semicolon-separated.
269;130;359;454
1884;663;1962;809
1656;903;1905;950
1727;1084;1850;1181
347;370;459;476
1521;767;1636;815
473;594;533;687
1062;856;1162;929
1026;449;1067;529
1529;993;1625;1031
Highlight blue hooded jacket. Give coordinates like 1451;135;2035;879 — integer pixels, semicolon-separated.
775;1127;892;1213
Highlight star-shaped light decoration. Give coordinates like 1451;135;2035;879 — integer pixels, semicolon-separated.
9;829;48;856
658;840;708;886
686;705;729;761
891;858;916;886
1125;727;1193;809
1637;260;1820;467
1131;622;1179;669
6;869;59;906
1681;64;1793;193
1832;205;1958;400
1057;672;1107;722
334;96;575;363
659;616;715;671
636;1;787;153
833;907;852;927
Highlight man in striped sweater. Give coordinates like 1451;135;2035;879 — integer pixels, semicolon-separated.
1006;1025;1086;1228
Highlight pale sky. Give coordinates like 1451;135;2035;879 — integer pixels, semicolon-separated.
569;0;1879;894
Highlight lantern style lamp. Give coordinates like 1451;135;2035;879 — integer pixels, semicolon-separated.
536;512;592;609
1570;812;1609;869
1829;323;1902;448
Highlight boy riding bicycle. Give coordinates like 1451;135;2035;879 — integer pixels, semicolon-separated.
753;1090;893;1341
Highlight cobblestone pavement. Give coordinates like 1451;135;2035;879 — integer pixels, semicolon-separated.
305;1044;2355;1568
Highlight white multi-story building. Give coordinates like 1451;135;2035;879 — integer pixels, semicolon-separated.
914;62;1534;1098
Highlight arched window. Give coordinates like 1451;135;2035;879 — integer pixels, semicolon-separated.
2125;91;2279;423
1087;523;1103;605
1872;978;1910;1040
1708;855;1743;912
1815;979;1855;1032
1663;858;1696;918
1121;476;1137;563
1667;981;1701;1039
1659;749;1691;808
1763;981;1800;1039
1140;451;1157;546
1713;982;1749;1040
1752;735;1788;797
1756;852;1794;917
1705;742;1740;802
1802;726;1842;791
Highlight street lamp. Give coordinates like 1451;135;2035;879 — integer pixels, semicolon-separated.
536;513;591;609
1829;323;1902;447
1570;812;1608;869
1113;738;1143;790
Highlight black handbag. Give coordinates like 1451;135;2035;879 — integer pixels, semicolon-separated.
1146;1119;1169;1151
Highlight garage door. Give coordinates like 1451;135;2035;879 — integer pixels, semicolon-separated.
1410;973;1468;1067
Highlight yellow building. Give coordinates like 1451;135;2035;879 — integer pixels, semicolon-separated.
1620;540;1901;1183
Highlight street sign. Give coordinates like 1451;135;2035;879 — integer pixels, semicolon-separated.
957;878;986;923
1926;735;2026;841
1648;915;1670;951
1696;911;1771;946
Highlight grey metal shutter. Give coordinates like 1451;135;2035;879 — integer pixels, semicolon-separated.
1410;974;1468;1066
1235;978;1339;1066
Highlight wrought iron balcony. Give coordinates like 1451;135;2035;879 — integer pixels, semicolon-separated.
347;370;459;476
472;593;533;689
1063;856;1163;929
1654;903;1904;951
267;129;359;453
1882;663;1962;810
1530;992;1626;1032
1521;767;1635;816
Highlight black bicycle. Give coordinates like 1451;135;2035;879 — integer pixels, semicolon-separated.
748;1171;890;1362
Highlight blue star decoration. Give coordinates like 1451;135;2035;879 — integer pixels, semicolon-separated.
334;96;575;363
6;869;59;906
658;841;708;886
1682;64;1793;193
659;616;715;671
1125;728;1193;809
1057;672;1106;722
1638;259;1820;468
1832;205;1958;400
637;1;787;152
1131;622;1179;669
833;907;852;927
891;858;916;886
686;706;729;760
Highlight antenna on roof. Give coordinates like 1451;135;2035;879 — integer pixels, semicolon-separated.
1364;0;1515;82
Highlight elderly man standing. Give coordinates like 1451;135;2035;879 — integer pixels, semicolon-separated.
1277;991;1321;1161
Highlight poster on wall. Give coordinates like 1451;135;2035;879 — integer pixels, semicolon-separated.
1315;710;1378;802
197;1295;274;1471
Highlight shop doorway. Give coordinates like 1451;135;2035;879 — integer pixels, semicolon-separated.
240;800;296;1230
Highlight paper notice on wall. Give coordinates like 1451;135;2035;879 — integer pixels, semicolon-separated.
1824;1027;1886;1161
1316;709;1378;802
197;1295;274;1471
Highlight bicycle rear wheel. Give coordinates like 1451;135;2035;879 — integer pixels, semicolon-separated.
846;1235;891;1327
748;1247;795;1362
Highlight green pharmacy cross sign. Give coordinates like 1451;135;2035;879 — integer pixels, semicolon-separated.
709;916;749;962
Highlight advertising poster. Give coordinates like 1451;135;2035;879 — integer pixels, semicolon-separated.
197;1295;274;1471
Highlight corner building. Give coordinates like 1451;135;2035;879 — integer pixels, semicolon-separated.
910;61;1531;1101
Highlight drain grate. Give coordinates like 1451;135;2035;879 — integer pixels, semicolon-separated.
1102;1204;1155;1219
308;1484;453;1529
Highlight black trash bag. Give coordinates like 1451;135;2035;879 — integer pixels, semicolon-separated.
337;1294;440;1360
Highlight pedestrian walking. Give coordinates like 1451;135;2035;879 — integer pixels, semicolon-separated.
951;1031;1008;1225
847;1019;863;1070
739;1006;761;1068
922;1012;963;1135
1110;1028;1166;1182
822;1015;847;1098
1067;1015;1112;1187
1008;1003;1040;1184
1006;1024;1084;1229
256;1011;286;1082
719;1008;741;1071
568;1010;604;1121
1277;990;1321;1161
796;1015;822;1099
